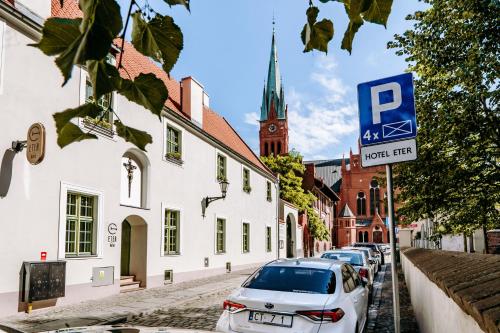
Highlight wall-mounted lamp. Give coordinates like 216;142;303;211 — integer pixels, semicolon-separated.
202;180;229;217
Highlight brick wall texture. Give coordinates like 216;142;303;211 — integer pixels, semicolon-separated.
488;231;500;254
403;248;500;333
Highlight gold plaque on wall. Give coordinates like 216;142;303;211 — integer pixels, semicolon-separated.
26;123;45;165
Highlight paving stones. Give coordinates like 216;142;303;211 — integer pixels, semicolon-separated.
367;257;419;333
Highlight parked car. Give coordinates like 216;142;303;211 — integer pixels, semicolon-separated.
216;258;369;333
377;243;391;254
320;250;375;303
351;242;385;266
343;246;379;275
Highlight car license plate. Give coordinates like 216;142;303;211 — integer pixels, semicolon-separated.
249;311;293;327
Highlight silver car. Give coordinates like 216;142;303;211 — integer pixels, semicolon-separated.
320;250;374;303
343;246;379;275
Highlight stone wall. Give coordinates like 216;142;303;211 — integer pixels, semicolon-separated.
401;248;500;333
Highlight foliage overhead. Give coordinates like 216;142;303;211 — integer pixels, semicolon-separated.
31;0;179;151
306;0;394;53
388;0;500;234
32;0;393;151
261;151;330;241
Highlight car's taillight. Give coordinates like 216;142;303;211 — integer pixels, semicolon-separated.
223;300;246;312
296;308;345;322
359;268;368;279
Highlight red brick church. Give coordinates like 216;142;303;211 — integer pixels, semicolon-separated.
257;27;388;251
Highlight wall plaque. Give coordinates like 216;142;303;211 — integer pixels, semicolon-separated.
26;123;45;165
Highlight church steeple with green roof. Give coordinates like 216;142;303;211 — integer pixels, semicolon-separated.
259;23;289;157
260;27;286;121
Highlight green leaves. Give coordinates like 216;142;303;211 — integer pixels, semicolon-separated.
53;104;101;148
114;120;153;152
164;0;190;11
301;6;334;53
303;0;394;54
32;0;122;85
131;12;183;74
117;73;168;119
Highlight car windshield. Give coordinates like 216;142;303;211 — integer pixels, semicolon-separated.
243;266;336;294
322;252;364;266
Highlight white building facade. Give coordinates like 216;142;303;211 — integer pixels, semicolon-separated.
0;0;279;315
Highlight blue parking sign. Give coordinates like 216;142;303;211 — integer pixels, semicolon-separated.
358;73;416;146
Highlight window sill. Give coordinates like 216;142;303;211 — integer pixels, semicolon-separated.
64;255;102;260
266;198;272;202
119;204;150;210
82;118;115;138
165;156;184;166
163;253;181;257
215;251;226;255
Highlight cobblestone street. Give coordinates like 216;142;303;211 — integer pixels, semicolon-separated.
1;256;420;332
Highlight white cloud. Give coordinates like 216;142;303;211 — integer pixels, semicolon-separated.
244;112;259;127
287;55;358;159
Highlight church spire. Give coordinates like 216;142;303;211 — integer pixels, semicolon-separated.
260;22;286;121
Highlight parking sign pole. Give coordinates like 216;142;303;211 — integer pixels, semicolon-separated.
386;164;400;333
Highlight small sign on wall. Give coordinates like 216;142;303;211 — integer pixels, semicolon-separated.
107;223;117;247
26;123;45;165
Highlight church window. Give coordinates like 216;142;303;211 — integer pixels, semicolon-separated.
370;179;380;215
271;142;275;155
358;231;363;242
264;142;269;156
357;192;366;215
364;231;369;242
277;142;282;154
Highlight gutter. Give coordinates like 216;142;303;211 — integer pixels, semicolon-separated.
0;1;42;41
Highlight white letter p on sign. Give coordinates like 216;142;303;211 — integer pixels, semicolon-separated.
371;82;402;124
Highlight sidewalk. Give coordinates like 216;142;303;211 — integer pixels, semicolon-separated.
0;268;256;333
367;261;419;333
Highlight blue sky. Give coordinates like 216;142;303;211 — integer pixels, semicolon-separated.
136;0;427;160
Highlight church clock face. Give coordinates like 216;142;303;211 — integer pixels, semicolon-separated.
268;124;277;133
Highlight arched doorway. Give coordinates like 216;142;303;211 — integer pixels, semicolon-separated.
286;214;296;258
121;215;148;290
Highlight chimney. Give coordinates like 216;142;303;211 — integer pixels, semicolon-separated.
181;77;205;127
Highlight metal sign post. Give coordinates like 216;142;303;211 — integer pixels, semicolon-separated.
357;72;418;333
386;164;400;333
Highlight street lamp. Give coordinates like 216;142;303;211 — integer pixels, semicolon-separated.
202;180;229;217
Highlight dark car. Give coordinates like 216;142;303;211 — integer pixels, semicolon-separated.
352;242;385;266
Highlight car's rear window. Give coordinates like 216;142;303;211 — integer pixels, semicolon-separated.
243;266;336;294
322;252;364;266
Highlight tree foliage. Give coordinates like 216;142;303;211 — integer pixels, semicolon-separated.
31;0;394;151
388;0;500;234
261;151;330;241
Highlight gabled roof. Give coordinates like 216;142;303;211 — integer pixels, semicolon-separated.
49;0;273;177
339;203;355;218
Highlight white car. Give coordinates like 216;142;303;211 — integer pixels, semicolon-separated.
216;258;369;333
343;246;379;275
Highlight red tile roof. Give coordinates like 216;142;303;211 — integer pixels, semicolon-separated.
50;0;273;176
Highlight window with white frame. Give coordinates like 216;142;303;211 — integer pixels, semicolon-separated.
242;222;250;253
266;226;272;252
242;167;251;193
164;209;180;255
65;192;97;257
266;181;272;202
166;125;182;161
82;54;115;131
217;154;227;181
216;218;226;253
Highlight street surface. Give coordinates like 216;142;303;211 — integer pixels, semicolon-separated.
0;254;419;332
